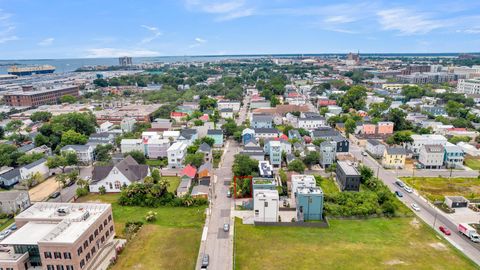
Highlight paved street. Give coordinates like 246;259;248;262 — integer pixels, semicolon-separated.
350;143;480;266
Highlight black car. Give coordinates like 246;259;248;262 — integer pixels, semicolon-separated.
50;191;61;199
395;180;405;188
395;191;403;197
65;180;75;187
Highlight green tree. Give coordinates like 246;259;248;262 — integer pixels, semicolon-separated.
339;86;367;111
94;144;113;162
61;130;88;146
0;126;4;139
59;95;77;104
34;133;49;147
124;151;146;164
184;152;204;168
30;111;52;122
0;144;23;167
232;154;258;176
17;152;45;165
151;169;161;183
5;119;22;133
344;118;356;134
386;108;411;131
401;85;425;101
303;151;320;167
288;159;306;173
221;119;238;137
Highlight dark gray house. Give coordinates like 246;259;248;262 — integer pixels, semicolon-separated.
332;136;349;153
335;161;361;191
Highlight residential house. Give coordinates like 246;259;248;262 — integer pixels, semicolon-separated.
296;187;324;221
240;144;265;162
377;121;394;135
267;140;282;168
96;121;114;133
444;142;465;169
251;114;273;129
176;177;192;197
152;118;172;130
356;122;376;135
178;129;198;145
26;145;51;156
60;145;95;165
419;145;445;169
253;189;279;222
335;161;361;191
250;100;271;109
142;131;161;141
17;144;35;154
366;139;386;158
310;127;341;140
382;147;407;169
332;136;349;153
422;105;447;117
198;142;212;162
327;105;342;115
218;100;241;112
180;164;197;179
207;129;224;147
0;191;30;214
87;132;115;147
242;128;256;145
407;134;448;156
121;117;137;133
253;128;279;140
198;162;212;179
144;138;170;159
121;139;144;154
19;158;49;181
220;108;234;119
319;141;336;168
291;175;316;194
191;185;209;199
288;129;302;140
163;130;180;141
0;167;21;188
90;155;150;192
298;116;326;130
456;142;480;157
167;141;188;169
170;111;188;123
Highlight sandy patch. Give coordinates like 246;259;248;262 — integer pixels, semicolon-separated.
410;218;420;229
384;259;405;265
28;176;60;201
430;242;448;251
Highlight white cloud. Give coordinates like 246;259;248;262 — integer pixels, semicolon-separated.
38;37;54;46
377;8;444;35
324;15;356;24
140;25;162;44
184;0;254;21
85;48;160;58
189;37;208;48
0;9;18;44
195;37;206;43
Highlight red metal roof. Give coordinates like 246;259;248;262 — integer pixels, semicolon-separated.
180;164;197;178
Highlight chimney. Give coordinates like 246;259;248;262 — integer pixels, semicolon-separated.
22;85;34;92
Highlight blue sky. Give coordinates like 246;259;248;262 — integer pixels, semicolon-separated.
0;0;479;59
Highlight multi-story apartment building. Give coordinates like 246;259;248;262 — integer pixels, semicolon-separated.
319;141;336;168
0;202;117;270
251;114;273;129
335;161;361;192
406;134;448;156
444;142;465;169
4;85;79;107
144;138;170;159
268;140;282;168
298;116;326;130
60;145;95;165
457;78;480;94
217;100;241;112
419;144;445;169
167;141;188;169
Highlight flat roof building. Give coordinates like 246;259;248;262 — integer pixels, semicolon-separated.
335;161;361;191
4;85;79;107
0;202;117;270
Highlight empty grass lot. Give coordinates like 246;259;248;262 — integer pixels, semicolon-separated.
77;193;205;270
234;218;477;270
464;156;480;170
163;176;181;193
401;177;480;202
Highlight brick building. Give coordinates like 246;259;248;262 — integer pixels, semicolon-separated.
3;85;79;107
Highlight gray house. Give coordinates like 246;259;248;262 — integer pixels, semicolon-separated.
0;190;31;214
335;161;361;192
319;141;336;168
251;114;273;129
0;168;21;188
365;139;386;158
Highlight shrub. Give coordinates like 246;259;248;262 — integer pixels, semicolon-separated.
99;186;106;195
76;187;89;197
145;211;157;222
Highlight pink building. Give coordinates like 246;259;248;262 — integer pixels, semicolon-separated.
363;123;376;135
377;122;394;135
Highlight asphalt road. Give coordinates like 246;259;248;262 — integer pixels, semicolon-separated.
350;143;480;266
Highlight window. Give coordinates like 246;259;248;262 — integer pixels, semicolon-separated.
80;259;85;269
108;215;112;221
114;181;121;189
99;224;103;232
91;246;96;255
63;252;72;259
54;252;62;259
47;266;55;270
104;219;108;226
83;240;88;249
110;225;114;232
94;229;98;237
101;236;105;243
86;253;91;262
264;202;268;207
109;182;113;189
66;266;74;270
106;230;110;238
56;266;65;270
45;251;52;259
89;235;94;243
77;247;83;256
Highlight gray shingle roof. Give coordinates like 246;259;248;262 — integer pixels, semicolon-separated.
23;158;47;170
386;147;406;155
0;168;20;181
207;129;223;135
198;142;212;153
253;128;278;134
91;155;148;184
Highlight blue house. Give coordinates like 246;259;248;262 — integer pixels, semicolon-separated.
444;142;465;169
251;114;273;129
296;186;324;221
242;128;256;145
207;129;224;147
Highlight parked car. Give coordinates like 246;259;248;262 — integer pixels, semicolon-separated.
227;190;231;198
411;203;420;211
9;224;16;231
65;180;76;187
49;191;61;199
439;226;451;236
0;230;12;240
395;180;405;188
404;185;413;193
201;254;209;269
361;151;368;156
395;191;403;197
223;223;230;232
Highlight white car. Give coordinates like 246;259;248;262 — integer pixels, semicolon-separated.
361;151;368;157
404;185;413;193
411;203;421;212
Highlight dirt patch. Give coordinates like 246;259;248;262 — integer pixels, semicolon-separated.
430;242;448;251
384;259;405;265
410;218;420;229
29;176;59;202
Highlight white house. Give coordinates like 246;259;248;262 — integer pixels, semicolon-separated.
298;116;326;130
96;121;114;133
121;117;136;133
167;141;188;169
419;145;445;169
406;134;448;155
121;139;144;154
253;189;279;222
162;130;180;141
218;100;241;112
141;131;161;140
19;158;49;181
60;145;95;164
145;138;170;159
220;108;234;119
89;156;150;193
291;175;316;195
365;139;385;158
253;128;279;140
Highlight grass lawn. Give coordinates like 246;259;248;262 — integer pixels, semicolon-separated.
316;176;339;194
0;218;13;231
77;194;205;270
464;156;480;170
162;176;181;193
145;159;166;167
401;176;480;202
234;217;477;270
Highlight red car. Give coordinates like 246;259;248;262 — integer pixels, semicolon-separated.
439;226;451;235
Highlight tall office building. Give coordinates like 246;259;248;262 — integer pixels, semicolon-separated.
118;56;133;66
